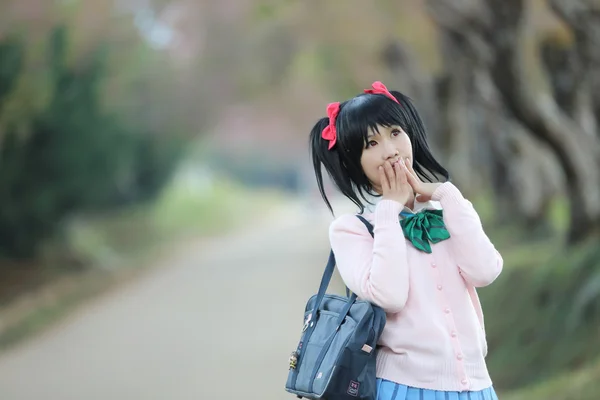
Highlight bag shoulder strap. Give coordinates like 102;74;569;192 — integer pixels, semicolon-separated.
356;214;374;238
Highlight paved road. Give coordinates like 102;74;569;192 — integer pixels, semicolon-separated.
0;201;353;400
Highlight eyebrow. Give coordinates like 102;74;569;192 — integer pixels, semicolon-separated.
367;128;382;138
368;125;399;138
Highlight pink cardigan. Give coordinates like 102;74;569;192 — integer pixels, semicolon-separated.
329;182;502;392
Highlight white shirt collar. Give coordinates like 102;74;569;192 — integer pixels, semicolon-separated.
364;194;441;215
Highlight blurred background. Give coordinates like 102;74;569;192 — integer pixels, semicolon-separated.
0;0;599;399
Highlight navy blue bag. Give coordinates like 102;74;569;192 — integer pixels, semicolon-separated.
285;216;386;399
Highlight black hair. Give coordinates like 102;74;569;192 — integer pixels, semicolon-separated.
309;89;449;214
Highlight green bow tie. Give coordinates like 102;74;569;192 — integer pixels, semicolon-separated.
400;209;450;253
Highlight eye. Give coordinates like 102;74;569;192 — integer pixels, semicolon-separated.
391;128;402;136
365;140;378;149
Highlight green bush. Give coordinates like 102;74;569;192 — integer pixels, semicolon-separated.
483;238;600;390
0;26;183;259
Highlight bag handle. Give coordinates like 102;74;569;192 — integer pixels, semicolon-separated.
304;215;374;345
312;250;339;310
310;249;358;313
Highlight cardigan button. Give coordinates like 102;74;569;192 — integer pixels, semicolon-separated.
461;378;468;385
431;262;437;268
437;284;443;290
451;330;457;338
444;308;451;314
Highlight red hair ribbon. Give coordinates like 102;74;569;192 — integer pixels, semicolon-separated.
364;81;399;104
322;102;340;150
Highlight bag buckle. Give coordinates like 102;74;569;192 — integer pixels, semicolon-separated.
301;313;312;333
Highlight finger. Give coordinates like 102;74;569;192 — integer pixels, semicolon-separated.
401;159;419;188
394;162;407;185
384;161;396;191
404;157;420;181
378;166;390;192
416;194;431;202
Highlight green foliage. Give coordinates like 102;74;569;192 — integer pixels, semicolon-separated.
469;194;600;395
482;237;600;391
503;357;600;400
0;37;23;99
0;26;183;259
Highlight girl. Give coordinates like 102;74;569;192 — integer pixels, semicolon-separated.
309;81;502;400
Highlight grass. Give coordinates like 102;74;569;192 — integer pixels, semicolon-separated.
467;194;600;398
481;240;600;389
502;357;600;400
0;177;286;351
66;178;284;264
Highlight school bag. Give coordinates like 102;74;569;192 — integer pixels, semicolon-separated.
285;215;386;399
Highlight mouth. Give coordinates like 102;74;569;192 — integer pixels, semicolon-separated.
389;158;410;168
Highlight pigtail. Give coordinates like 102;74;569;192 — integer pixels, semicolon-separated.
389;90;450;183
309;117;367;215
310;118;336;213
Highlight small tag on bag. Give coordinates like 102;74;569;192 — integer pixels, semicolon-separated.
361;344;372;353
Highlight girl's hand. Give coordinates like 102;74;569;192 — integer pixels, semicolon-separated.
379;160;412;206
401;158;442;202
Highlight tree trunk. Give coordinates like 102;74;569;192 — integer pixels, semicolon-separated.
547;0;600;137
427;0;600;243
473;69;562;230
426;0;560;227
484;0;600;243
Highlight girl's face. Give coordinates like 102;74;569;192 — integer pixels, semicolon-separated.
360;124;413;194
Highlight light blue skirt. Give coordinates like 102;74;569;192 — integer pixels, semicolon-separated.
377;379;499;400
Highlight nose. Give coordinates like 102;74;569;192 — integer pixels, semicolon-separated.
383;139;399;160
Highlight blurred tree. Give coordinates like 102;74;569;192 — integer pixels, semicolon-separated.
427;0;600;243
0;37;22;100
546;0;600;136
0;26;183;259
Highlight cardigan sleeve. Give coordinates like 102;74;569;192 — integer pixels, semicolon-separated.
329;200;410;313
431;182;503;287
